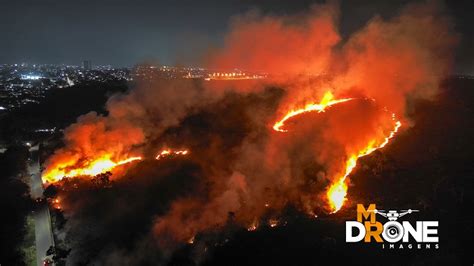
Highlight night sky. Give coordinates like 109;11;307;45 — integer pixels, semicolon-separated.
1;0;472;73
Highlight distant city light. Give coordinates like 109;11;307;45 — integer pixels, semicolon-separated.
21;74;43;80
1;62;268;112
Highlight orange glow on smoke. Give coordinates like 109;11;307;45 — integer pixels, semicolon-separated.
42;156;142;183
273;91;402;213
155;149;189;160
273;91;354;132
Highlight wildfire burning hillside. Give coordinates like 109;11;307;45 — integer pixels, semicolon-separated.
273;91;402;213
42;155;143;183
273;92;354;132
42;148;190;183
325;114;402;212
42;2;456;259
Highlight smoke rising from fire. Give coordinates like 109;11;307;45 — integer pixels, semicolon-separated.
210;2;455;115
152;1;455;242
43;1;456;259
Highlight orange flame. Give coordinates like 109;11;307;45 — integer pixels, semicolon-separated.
273;91;354;132
268;219;279;228
42;156;142;183
273;91;402;213
247;219;259;231
52;197;62;210
326;114;401;212
155;149;189;160
42;148;190;183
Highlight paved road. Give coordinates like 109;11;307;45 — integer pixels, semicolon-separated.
28;146;55;266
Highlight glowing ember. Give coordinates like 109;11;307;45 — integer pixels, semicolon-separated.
269;219;278;228
52;197;62;210
273;91;354;132
247;220;258;231
42;156;142;183
155;149;189;160
273;91;402;213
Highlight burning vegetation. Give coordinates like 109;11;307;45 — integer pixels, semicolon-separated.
155;149;190;160
272;91;402;212
40;1;457;263
42;148;189;183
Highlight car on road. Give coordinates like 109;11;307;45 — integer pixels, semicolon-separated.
43;254;54;265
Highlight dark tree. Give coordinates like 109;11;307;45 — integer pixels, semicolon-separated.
43;184;59;199
0;145;33;265
92;171;112;187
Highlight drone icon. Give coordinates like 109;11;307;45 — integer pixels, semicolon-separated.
371;209;419;221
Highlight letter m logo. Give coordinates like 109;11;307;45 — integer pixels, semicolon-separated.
357;204;376;223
